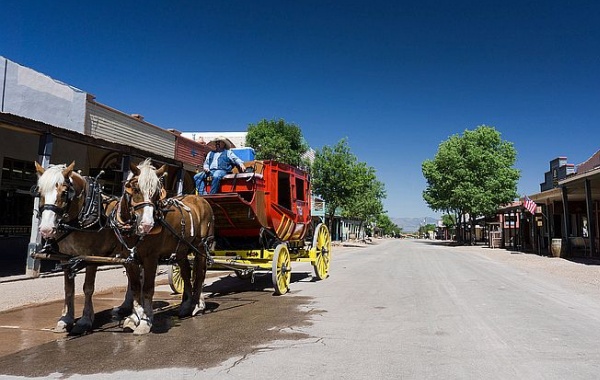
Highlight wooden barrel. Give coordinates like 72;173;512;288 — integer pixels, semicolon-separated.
551;238;563;257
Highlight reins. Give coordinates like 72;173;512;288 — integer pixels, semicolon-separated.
108;191;143;262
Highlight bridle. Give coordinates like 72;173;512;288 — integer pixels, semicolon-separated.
38;176;81;228
109;172;167;262
111;175;167;232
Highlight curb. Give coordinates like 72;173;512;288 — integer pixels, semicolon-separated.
0;265;228;284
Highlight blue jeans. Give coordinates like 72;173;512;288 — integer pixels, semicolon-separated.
194;169;227;195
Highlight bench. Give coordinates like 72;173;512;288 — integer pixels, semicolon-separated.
569;236;589;255
223;160;264;180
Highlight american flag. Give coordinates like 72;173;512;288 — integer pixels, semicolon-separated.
523;195;537;214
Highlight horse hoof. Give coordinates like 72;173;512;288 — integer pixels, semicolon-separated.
112;306;132;320
133;320;151;335
192;302;206;316
178;303;193;318
54;320;70;333
123;315;139;331
70;322;92;336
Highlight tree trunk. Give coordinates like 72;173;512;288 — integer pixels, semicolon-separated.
457;213;464;244
327;211;335;241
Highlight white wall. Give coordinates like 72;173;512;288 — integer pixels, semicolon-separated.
181;132;248;148
0;56;87;133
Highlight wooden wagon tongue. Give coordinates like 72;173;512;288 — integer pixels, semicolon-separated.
31;251;127;265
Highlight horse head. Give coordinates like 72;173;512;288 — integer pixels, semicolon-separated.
35;161;85;239
120;158;167;236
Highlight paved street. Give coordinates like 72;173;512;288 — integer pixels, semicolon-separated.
1;239;600;379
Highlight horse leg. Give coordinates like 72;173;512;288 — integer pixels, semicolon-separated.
70;265;98;335
56;269;75;333
112;275;134;320
177;255;195;318
133;260;157;335
122;263;143;331
191;248;208;316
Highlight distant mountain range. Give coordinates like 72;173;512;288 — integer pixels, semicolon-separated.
391;217;439;233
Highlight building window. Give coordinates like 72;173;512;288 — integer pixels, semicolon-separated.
1;157;36;234
504;214;516;228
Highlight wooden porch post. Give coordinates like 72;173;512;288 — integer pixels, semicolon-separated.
584;179;596;257
121;155;131;192
27;132;53;277
176;166;184;196
561;185;571;255
547;201;554;255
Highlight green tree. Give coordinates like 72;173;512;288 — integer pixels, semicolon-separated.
418;223;437;238
342;162;386;234
374;213;402;237
422;134;462;214
422;125;520;243
441;214;456;229
312;138;361;233
246;118;309;167
441;213;456;239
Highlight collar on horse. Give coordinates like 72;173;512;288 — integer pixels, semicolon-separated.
59;175;107;232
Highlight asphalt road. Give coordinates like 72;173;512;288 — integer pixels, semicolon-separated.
1;239;600;379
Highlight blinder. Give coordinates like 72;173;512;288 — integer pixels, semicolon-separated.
38;177;79;222
66;177;77;202
120;177;167;227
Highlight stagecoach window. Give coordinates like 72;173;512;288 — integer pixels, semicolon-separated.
295;178;305;201
277;172;292;210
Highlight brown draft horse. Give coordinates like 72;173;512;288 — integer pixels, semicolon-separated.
112;158;214;335
35;161;130;334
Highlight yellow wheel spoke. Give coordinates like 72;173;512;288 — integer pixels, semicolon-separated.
312;224;331;281
272;244;291;295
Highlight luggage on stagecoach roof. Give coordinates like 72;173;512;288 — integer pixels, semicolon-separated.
231;147;255;162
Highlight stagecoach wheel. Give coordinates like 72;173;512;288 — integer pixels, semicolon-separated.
168;264;184;294
312;223;331;280
272;244;291;295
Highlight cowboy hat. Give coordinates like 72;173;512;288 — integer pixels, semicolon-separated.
208;136;235;150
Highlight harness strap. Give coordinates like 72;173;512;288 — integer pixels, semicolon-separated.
55;175;106;232
107;203;141;262
77;176;103;229
40;203;65;215
110;222;140;263
157;213;214;265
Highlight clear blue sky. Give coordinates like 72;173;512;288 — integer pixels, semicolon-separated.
2;1;599;218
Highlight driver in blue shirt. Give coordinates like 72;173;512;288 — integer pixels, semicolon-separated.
194;136;246;195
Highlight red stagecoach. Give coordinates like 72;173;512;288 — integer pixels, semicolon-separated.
169;160;331;295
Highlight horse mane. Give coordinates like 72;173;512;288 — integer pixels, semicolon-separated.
38;164;68;195
137;158;161;197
